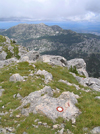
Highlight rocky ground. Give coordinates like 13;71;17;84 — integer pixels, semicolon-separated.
0;36;100;134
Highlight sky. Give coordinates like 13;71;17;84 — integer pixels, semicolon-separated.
0;0;100;22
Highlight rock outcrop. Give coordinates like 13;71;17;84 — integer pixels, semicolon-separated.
36;70;53;84
0;46;2;52
67;58;88;77
5;36;11;44
9;73;24;82
0;58;17;68
17;86;81;122
18;46;28;58
71;72;100;92
20;56;29;62
27;51;40;61
19;47;40;62
0;87;5;97
0;51;7;60
40;55;67;67
90;126;100;134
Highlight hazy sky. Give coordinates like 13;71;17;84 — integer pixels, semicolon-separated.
0;0;100;22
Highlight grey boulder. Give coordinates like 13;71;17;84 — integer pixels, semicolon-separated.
27;51;40;61
0;60;5;68
0;46;2;52
77;77;100;92
0;58;17;68
0;51;7;60
71;72;100;92
95;96;100;99
9;73;24;82
18;46;28;57
36;69;53;84
0;89;5;97
20;56;29;62
90;126;100;134
67;58;88;77
5;36;11;44
8;45;14;51
40;55;67;67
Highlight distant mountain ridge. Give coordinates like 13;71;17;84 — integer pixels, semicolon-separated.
1;23;100;77
0;23;76;41
0;29;5;32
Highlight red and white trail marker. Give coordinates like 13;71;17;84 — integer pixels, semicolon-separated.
56;106;64;112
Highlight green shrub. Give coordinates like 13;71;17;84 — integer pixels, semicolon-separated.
69;65;79;75
12;40;16;43
6;51;13;59
13;46;20;59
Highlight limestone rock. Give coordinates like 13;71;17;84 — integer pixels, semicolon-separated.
20;56;29;62
4;58;17;66
79;77;100;92
41;86;53;97
58;91;79;104
0;111;8;116
27;51;40;61
0;128;6;134
95;96;100;99
36;70;53;84
59;79;73;86
38;122;42;125
17;86;81;122
53;124;61;129
53;88;60;94
16;93;22;99
5;36;11;44
8;45;14;51
67;58;88;77
0;89;5;97
0;58;17;68
40;55;67;67
32;124;38;128
58;128;64;134
58;79;80;90
0;60;5;68
34;119;39;122
42;123;47;126
0;51;7;60
9;73;24;82
0;46;2;52
13;93;22;99
18;46;28;57
90;126;100;134
6;127;15;132
67;58;86;70
71;73;100;92
23;132;28;134
66;129;74;134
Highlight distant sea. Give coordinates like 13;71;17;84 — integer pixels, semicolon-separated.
0;21;100;34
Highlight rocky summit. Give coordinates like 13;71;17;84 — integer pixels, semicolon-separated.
0;35;100;134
